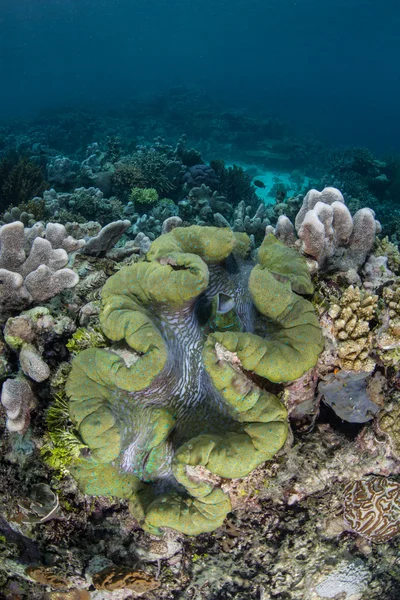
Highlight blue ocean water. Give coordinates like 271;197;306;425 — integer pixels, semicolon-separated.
0;0;399;151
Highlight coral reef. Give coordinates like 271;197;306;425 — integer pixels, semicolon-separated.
374;236;400;274
47;156;80;188
210;160;259;210
129;186;158;206
314;559;371;599
4;306;75;382
2;206;35;227
0;154;48;212
39;187;124;226
113;144;183;200
177;183;229;224
377;395;400;459
1;99;400;597
65;227;322;535
183;164;219;189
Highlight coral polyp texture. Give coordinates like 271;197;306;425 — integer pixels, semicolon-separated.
65;226;323;535
328;285;378;372
343;476;400;543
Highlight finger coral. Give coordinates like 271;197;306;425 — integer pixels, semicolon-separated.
268;186;380;273
0;374;35;433
0;221;84;320
4;306;75;384
66;227;323;535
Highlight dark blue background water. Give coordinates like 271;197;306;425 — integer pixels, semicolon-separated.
1;0;399;151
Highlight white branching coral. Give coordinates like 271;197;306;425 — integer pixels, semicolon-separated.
1;375;36;433
267;187;380;273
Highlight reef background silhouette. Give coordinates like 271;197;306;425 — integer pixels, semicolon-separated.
0;0;399;151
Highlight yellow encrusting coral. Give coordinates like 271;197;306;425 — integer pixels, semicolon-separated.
328;285;378;371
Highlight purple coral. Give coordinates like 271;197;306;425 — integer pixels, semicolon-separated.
183;164;219;190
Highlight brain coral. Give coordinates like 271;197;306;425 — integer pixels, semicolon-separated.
66;227;323;535
343;476;400;543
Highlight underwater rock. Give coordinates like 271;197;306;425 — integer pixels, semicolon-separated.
0;515;41;563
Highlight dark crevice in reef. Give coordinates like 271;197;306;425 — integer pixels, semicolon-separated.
242;367;283;397
316;401;365;439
